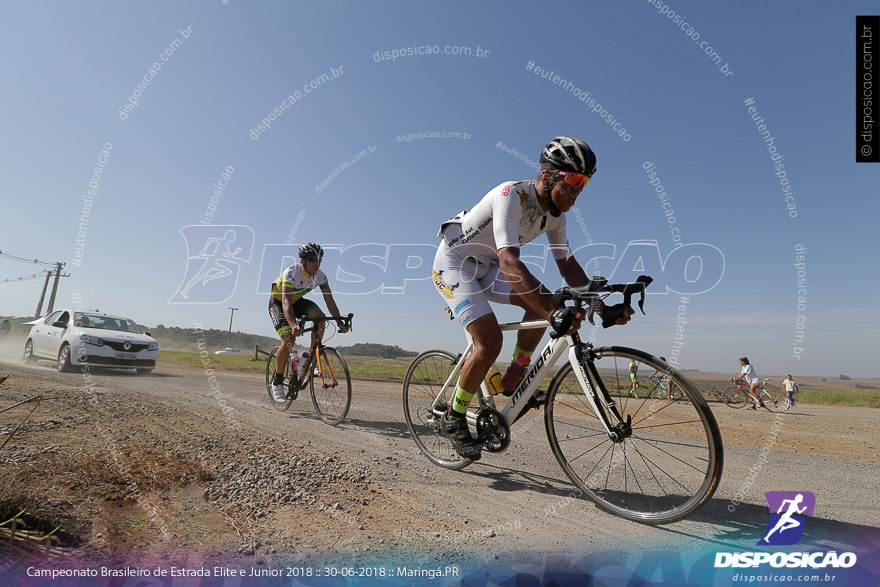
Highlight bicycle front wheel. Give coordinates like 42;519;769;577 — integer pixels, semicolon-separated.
721;385;748;408
310;347;352;426
402;350;471;470
545;346;723;525
266;347;293;412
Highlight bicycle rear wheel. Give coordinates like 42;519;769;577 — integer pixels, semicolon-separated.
402;350;471;470
266;347;294;412
545;346;723;525
761;388;787;413
721;385;748;408
309;347;351;426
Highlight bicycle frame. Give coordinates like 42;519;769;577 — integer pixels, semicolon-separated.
732;380;768;398
290;314;352;389
430;320;626;440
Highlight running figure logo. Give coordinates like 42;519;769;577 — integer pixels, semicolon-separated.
169;225;254;303
758;491;816;546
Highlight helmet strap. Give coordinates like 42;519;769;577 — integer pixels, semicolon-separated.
539;173;563;217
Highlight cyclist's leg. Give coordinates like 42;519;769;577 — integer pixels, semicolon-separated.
433;257;501;414
507;291;545;352
292;298;321;366
748;382;762;405
269;298;294;377
301;301;324;349
486;266;541;390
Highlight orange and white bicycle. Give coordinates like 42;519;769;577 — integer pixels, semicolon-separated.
265;314;353;426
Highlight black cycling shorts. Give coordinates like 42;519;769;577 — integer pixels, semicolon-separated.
268;297;319;336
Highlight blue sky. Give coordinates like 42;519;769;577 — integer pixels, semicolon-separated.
1;0;878;377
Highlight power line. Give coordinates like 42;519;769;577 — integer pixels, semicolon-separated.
0;250;59;268
0;269;50;284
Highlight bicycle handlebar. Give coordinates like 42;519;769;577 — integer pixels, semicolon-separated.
295;313;354;333
552;275;653;330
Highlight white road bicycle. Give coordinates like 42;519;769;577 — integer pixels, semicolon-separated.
402;278;724;524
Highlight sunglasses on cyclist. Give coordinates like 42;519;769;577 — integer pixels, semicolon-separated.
556;170;591;189
302;255;321;263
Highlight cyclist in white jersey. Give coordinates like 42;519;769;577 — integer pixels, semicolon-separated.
731;356;764;409
432;137;633;458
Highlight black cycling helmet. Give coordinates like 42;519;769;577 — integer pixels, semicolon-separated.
540;136;597;176
299;242;324;261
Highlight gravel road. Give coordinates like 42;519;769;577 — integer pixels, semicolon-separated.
1;356;877;570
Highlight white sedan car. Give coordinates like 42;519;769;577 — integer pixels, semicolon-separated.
214;347;242;355
22;309;159;374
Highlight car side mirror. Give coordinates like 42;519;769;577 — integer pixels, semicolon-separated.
145;332;151;336
52;320;67;328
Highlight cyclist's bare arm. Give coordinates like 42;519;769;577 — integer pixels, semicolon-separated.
281;287;302;337
498;247;558;320
321;290;349;333
555;255;590;288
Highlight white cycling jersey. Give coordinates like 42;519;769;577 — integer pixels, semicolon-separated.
439;180;572;264
433;180;574;327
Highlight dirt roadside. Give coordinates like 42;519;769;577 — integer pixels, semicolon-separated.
1;359;878;571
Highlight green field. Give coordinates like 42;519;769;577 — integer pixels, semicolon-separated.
159;350;414;382
158;351;880;408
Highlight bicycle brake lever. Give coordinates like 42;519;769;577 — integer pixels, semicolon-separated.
608;275;653;315
586;297;597;326
625;275;653;315
551;287;573;309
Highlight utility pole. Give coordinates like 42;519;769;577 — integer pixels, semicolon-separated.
46;262;67;314
34;270;51;318
226;307;238;347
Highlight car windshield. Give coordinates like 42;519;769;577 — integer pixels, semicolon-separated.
74;312;143;334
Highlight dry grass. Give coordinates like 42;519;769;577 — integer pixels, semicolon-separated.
1;444;212;555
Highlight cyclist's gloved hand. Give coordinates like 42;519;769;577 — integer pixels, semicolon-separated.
600;303;634;328
550;307;580;337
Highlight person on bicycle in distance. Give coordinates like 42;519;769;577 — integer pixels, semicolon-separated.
432;136;633;459
731;356;763;410
268;243;348;402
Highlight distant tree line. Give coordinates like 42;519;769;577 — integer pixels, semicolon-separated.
149;324;277;351
334;343;416;358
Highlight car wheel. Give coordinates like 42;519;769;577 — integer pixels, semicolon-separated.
57;344;74;373
136;369;152;376
23;339;36;364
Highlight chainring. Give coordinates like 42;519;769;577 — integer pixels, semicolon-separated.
476;406;510;453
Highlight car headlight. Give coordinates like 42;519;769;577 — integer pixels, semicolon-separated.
81;335;104;346
148;341;159;351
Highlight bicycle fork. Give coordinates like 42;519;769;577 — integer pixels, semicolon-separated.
569;342;632;443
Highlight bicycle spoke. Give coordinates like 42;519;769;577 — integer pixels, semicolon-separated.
635;418;705;431
627;439;695;494
554;398;600;421
579;442;615;480
629;434;708;475
556;430;608;442
629;433;713;455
